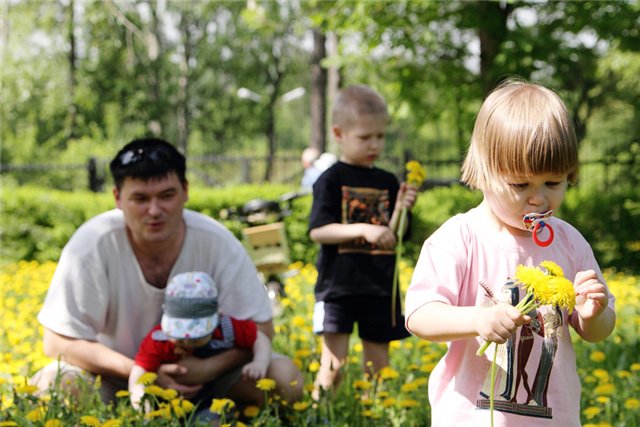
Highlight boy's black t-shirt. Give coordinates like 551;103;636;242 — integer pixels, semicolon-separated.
309;161;403;302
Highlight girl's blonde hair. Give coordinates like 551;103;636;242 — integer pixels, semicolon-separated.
461;80;578;192
332;85;389;129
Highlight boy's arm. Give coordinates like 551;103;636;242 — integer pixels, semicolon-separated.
310;223;397;250
242;331;272;380
407;301;528;344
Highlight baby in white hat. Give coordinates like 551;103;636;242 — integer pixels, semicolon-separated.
128;271;271;409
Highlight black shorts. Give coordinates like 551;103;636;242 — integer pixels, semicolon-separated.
312;295;410;343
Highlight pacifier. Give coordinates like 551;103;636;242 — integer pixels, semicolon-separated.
522;210;554;247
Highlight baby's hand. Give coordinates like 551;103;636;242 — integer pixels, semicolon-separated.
574;270;609;320
242;360;269;380
476;303;529;344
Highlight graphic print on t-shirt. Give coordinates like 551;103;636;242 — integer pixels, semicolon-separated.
476;280;563;419
339;185;393;255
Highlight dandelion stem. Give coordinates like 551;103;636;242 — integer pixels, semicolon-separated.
391;206;408;327
490;343;497;427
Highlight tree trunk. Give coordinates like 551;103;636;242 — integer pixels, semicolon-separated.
65;0;78;142
310;28;327;153
476;1;513;95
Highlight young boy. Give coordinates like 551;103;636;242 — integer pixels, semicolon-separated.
129;271;272;410
309;84;418;392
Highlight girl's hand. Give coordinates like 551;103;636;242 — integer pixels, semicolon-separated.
476;303;529;344
574;270;609;320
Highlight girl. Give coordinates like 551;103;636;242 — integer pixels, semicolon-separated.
405;80;615;426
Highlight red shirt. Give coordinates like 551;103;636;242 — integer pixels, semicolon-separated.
134;315;257;372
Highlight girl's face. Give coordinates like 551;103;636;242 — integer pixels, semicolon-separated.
483;172;569;236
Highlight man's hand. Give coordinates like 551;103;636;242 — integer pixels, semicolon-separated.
156;363;202;398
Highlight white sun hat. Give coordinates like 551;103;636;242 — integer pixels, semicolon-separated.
161;272;219;339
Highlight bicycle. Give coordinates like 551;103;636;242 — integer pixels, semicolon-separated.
220;191;306;316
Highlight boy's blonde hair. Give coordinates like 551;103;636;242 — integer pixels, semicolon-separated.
461;80;578;192
332;85;389;129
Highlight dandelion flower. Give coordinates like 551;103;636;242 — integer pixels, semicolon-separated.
583;406;601;419
256;378;276;391
136;372;157;385
101;420;122;427
243;405;260;417
353;380;372;390
589;350;606;362
293;401;310;411
378;366;399;380
624;398;640;410
44;420;63;427
14;384;39;394
540;260;564;277
79;415;101;427
210;398;235;414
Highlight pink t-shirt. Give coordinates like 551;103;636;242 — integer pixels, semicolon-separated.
405;208;615;427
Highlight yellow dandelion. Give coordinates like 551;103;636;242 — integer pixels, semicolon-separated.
181;399;195;413
594;383;615;395
293;401;310;411
617;370;631;379
44;420;63;427
115;390;130;398
243;405;261;417
160;388;178;401
399;399;420;408
210;398;235;414
308;360;320;373
79;415;101;427
256;378;276;391
596;396;610;404
236;423;247;427
514;265;547;294
137;372;157;385
540;260;564;277
382;397;397;407
360;397;374;406
26;408;45;422
101;420;122;427
362;409;373;418
583;406;601;419
548;276;576;313
590;351;606;363
292;315;306;327
294;348;312;358
592;369;610;380
405;161;427;187
379;366;399;380
624;398;640;410
378;391;390;398
14;384;39;394
353;380;372;390
401;382;419;393
630;363;640;371
0;422;18;426
144;385;165;398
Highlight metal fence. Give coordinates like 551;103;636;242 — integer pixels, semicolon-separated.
0;155;633;193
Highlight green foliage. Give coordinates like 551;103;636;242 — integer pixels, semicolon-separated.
2;184;638;274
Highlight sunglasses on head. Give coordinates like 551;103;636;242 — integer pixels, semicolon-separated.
117;146;173;166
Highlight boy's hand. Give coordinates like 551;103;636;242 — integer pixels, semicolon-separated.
242;360;269;380
574;270;609;320
476;302;529;344
397;182;418;210
361;224;397;250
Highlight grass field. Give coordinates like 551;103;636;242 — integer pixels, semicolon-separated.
1;261;638;426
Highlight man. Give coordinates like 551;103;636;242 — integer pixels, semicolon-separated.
32;137;303;405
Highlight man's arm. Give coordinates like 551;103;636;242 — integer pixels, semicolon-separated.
43;328;134;379
310;223;397;250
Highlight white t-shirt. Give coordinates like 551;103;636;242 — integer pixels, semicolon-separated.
405;207;615;427
38;208;272;360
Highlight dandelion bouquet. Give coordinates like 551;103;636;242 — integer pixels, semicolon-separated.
478;260;576;426
391;160;426;326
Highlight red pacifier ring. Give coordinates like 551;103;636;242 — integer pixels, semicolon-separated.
532;222;554;247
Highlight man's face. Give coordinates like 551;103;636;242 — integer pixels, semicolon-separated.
483;172;568;236
114;172;188;245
